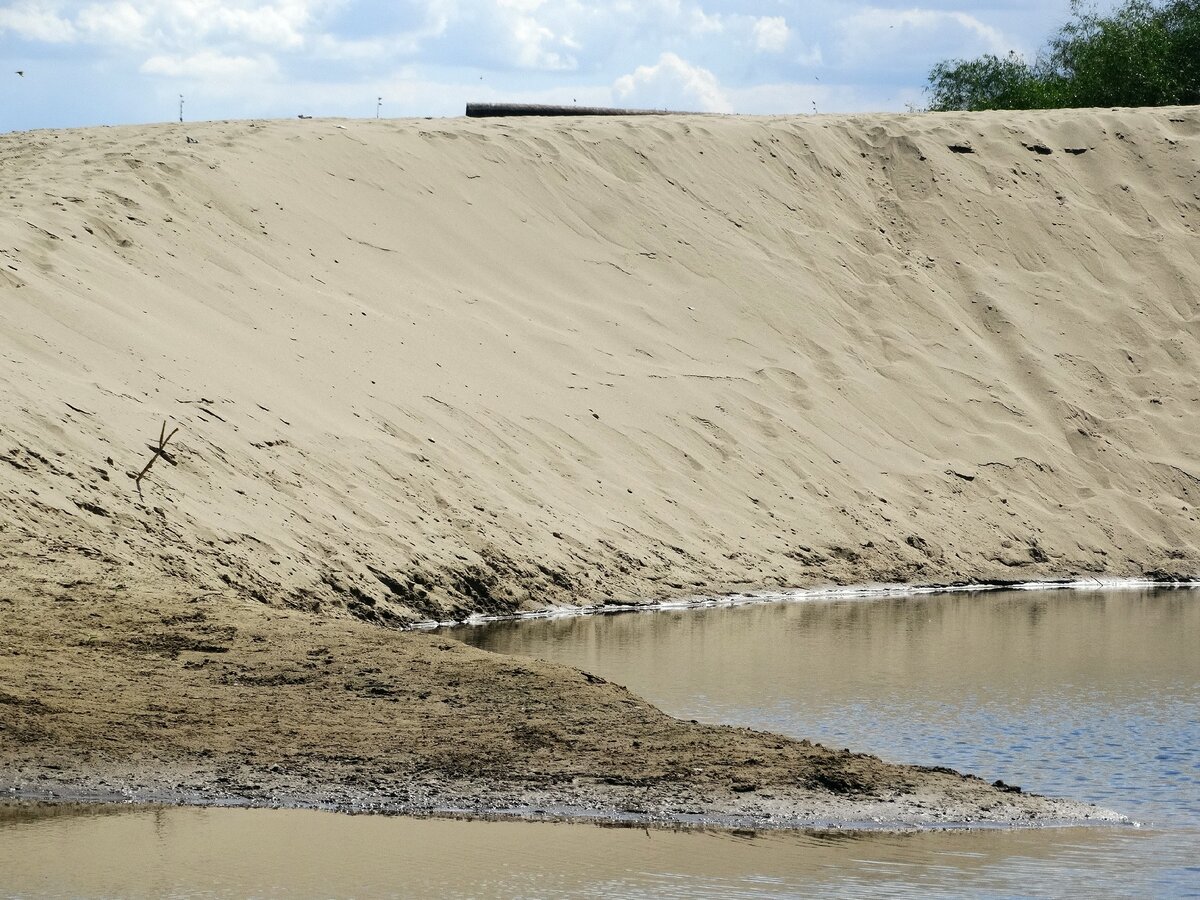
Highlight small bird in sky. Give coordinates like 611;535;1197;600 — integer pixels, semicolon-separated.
15;70;24;77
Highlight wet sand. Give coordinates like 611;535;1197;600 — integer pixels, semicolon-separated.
0;576;1120;828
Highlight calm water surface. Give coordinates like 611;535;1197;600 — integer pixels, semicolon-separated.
461;587;1200;896
2;588;1197;897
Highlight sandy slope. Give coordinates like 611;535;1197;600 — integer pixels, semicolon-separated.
3;109;1199;624
3;107;1195;825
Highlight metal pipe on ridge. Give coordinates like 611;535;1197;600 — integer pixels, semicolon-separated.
465;102;702;117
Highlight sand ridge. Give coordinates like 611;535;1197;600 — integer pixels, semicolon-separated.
0;108;1196;826
2;109;1198;624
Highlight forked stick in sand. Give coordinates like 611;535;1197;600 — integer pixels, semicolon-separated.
134;420;179;494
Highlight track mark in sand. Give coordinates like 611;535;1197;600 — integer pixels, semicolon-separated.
99;189;140;208
83;219;133;248
351;237;395;253
72;498;112;518
649;372;746;382
0;454;31;471
25;222;61;241
176;398;227;422
584;259;635;277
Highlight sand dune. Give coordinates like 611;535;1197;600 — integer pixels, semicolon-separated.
2;108;1198;623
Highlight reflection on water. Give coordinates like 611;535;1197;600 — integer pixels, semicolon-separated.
2;589;1197;897
460;588;1200;896
463;589;1199;820
0;803;1179;898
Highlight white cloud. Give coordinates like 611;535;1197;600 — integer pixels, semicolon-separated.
689;8;723;34
837;7;1014;67
752;15;789;53
206;2;311;48
496;0;550;12
309;1;453;61
141;49;280;81
75;2;148;45
0;2;77;43
727;80;925;115
309;33;415;61
509;14;578;69
1;0;1051;131
613;51;731;113
151;0;318;49
4;0;328;50
795;43;823;66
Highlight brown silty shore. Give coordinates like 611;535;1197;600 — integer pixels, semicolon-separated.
2;106;1198;825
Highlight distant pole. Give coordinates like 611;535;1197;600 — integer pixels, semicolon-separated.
179;94;184;123
376;96;382;119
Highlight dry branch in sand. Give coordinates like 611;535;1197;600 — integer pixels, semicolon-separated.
132;420;179;494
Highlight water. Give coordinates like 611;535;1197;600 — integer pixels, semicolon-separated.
0;803;1179;898
2;588;1197;897
459;587;1200;896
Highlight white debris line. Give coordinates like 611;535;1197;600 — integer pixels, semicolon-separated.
410;576;1199;631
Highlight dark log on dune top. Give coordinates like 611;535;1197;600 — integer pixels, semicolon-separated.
465;102;700;117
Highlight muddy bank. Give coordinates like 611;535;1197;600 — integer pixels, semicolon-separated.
0;577;1121;829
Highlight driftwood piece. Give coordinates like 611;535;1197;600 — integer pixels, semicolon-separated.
133;420;179;494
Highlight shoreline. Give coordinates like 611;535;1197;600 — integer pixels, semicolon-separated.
435;575;1200;631
2;760;1128;834
0;793;1129;835
0;574;1162;834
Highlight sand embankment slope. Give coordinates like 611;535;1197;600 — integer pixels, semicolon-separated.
2;109;1198;623
2;108;1191;825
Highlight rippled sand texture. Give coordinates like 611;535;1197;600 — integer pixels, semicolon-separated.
2;109;1199;622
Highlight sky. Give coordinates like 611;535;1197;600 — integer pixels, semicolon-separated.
0;0;1116;132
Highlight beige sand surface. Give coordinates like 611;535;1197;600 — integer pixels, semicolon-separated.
2;108;1198;623
0;107;1195;823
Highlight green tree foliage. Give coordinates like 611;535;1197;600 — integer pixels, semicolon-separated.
927;0;1200;111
